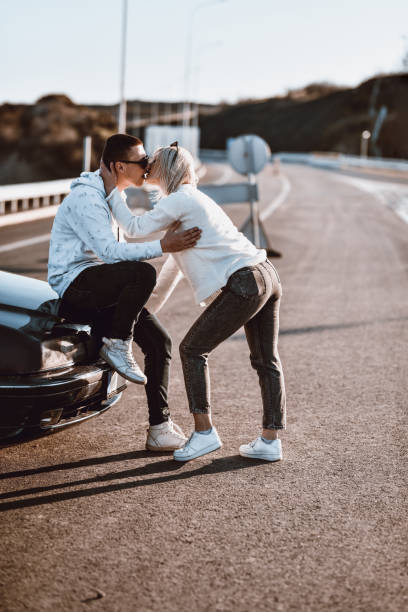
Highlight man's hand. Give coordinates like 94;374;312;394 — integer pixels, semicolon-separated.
100;159;118;196
161;221;201;253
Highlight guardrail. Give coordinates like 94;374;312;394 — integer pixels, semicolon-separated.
199;149;228;162
275;152;408;173
1;151;407;219
0;179;72;216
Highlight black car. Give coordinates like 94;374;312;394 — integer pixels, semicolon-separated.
0;271;127;442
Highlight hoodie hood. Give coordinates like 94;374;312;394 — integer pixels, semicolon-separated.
70;170;106;196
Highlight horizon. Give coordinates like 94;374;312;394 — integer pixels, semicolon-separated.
2;72;406;109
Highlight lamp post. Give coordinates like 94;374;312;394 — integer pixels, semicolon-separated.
360;130;371;157
118;0;128;133
191;40;222;128
182;0;226;130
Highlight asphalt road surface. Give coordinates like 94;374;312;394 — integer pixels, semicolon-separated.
0;163;407;612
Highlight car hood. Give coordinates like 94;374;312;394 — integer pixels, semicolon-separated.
0;271;59;311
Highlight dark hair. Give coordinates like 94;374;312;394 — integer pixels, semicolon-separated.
102;133;143;167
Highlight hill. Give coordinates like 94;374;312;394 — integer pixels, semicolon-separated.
0;95;116;184
1;75;407;185
199;74;408;159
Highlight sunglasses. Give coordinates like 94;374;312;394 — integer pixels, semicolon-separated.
117;155;150;170
169;141;179;169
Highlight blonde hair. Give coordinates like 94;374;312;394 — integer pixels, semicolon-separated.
150;145;197;195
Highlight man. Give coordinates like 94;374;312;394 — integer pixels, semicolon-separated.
48;133;201;450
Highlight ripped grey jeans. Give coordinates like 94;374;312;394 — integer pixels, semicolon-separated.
179;259;286;430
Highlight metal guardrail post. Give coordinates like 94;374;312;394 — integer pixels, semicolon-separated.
244;137;261;249
248;173;260;248
83;136;92;172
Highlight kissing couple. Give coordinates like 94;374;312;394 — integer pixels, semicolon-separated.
48;133;286;463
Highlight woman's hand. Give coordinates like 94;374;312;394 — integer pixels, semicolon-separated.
100;159;117;196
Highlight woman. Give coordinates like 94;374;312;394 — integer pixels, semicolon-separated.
101;143;286;462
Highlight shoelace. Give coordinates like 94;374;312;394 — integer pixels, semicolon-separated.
168;421;187;439
147;421;186;441
123;350;139;370
108;340;140;370
169;428;187;440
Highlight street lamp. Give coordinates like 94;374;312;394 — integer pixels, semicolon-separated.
182;0;227;129
191;40;222;128
118;0;128;133
360;130;371;157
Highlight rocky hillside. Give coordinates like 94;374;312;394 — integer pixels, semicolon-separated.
199;74;408;159
0;95;116;184
1;75;407;185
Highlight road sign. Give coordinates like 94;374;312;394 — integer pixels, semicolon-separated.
200;134;280;257
227;135;271;176
199;182;258;204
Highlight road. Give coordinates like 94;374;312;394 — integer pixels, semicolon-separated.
0;163;407;612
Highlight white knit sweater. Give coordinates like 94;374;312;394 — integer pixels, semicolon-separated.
108;183;266;305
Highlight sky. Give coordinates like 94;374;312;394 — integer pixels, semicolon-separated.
1;0;408;106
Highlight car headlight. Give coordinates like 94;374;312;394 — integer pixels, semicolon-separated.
0;325;88;375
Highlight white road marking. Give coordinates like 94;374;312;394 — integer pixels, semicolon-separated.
196;164;208;180
213;165;234;185
333;174;408;224
260;174;291;220
0;233;50;254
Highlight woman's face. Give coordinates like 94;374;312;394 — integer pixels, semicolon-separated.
145;157;161;186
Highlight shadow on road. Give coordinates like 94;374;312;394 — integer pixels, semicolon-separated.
0;455;260;512
231;314;408;340
0;450;152;480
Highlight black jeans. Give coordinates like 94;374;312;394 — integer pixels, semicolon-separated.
60;261;156;340
60;262;171;426
179;259;286;430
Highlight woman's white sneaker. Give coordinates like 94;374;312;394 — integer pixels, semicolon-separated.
146;419;187;451
99;337;147;385
239;437;282;462
173;427;222;462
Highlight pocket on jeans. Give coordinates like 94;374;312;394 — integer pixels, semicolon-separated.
226;267;266;299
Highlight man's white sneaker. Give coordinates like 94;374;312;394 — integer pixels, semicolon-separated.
239;437;282;462
99;337;147;385
146;419;187;451
173;427;222;462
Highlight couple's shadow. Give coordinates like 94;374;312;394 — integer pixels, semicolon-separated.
0;451;260;512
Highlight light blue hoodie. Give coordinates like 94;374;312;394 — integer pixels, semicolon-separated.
47;170;162;297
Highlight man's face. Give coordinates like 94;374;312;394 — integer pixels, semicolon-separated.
115;144;148;188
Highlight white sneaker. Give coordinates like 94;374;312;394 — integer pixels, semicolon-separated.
173;427;222;462
146;419;187;451
99;337;147;385
239;437;282;462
